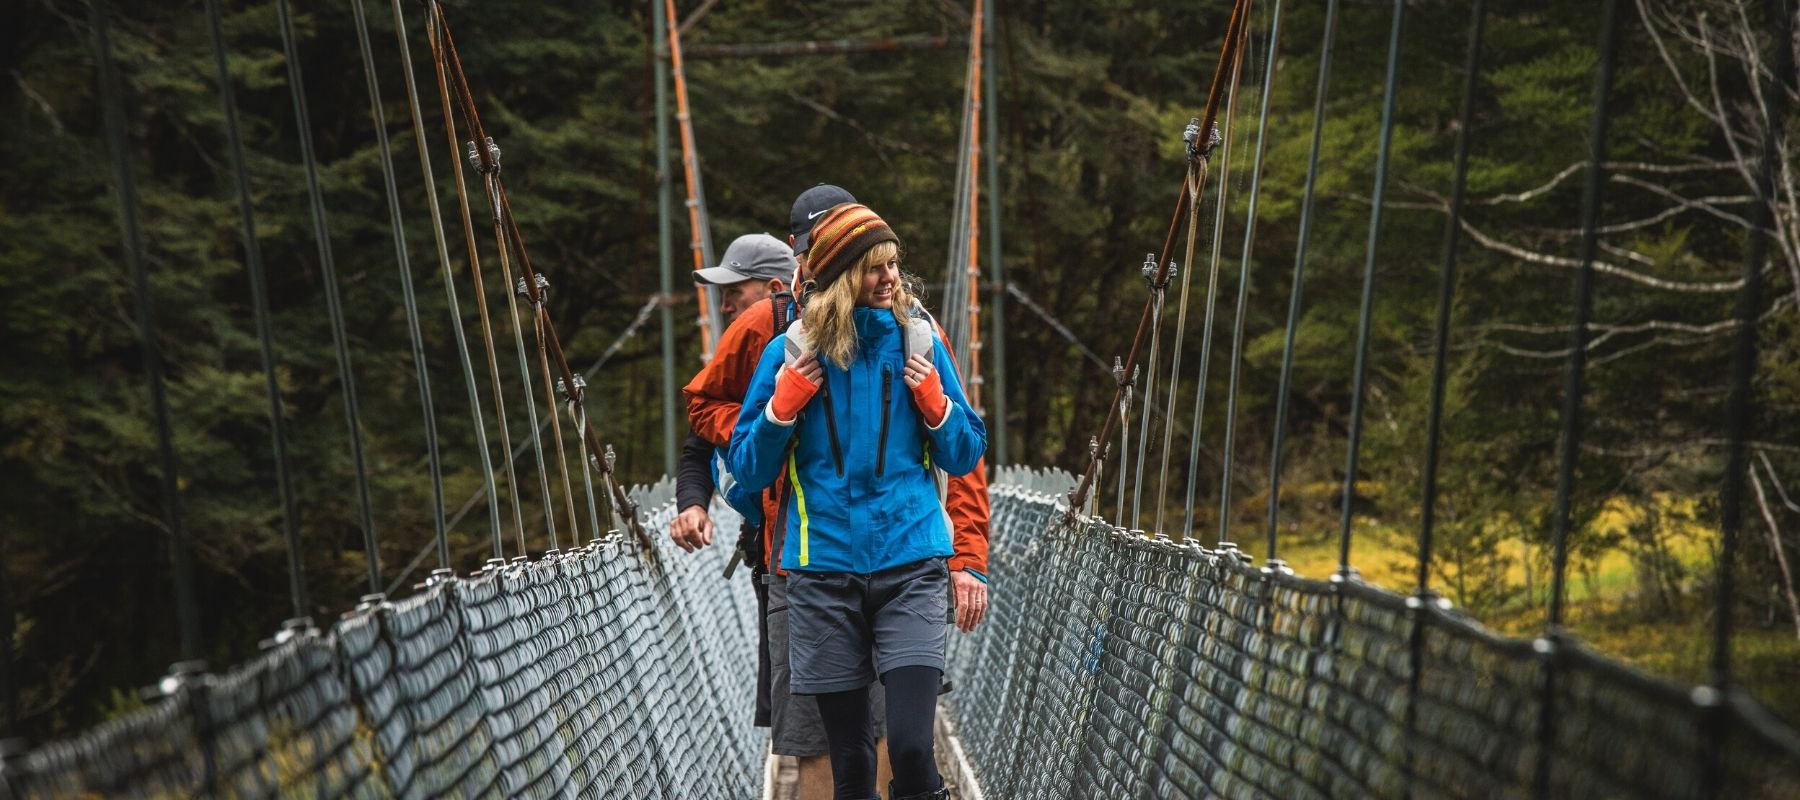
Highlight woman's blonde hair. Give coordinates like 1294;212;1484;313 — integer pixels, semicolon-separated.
804;240;913;370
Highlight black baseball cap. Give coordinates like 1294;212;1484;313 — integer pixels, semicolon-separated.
789;184;856;254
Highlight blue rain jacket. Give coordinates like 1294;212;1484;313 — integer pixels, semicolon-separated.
728;308;987;574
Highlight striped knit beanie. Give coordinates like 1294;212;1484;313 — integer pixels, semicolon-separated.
804;203;899;292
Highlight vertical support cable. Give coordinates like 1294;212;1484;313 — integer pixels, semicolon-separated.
388;0;506;560
1418;0;1486;601
1335;0;1406;572
1065;0;1249;515
202;0;307;619
350;0;451;568
1180;27;1248;543
1264;0;1341;562
90;0;201;658
1405;6;1485;799
654;0;679;477
1534;2;1623;796
982;0;1008;464
272;0;380;594
424;3;529;557
662;0;724;362
1217;0;1285;547
965;0;987;409
1704;0;1790;792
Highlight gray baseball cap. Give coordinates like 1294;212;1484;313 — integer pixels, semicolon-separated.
693;233;799;285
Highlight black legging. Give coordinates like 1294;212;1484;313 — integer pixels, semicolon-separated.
815;665;942;800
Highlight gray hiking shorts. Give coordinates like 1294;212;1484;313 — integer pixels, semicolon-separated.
768;573;886;756
785;557;950;695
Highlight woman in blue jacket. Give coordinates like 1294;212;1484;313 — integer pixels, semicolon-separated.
729;203;985;800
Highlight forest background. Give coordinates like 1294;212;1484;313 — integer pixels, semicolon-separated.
3;0;1797;741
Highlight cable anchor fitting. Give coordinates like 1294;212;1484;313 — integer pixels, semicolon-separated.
467;136;501;174
516;273;550;306
557;373;587;402
1184;117;1221;162
1142;254;1176;290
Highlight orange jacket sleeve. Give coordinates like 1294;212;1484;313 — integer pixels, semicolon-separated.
946;458;991;576
683;298;775;447
929;318;992;577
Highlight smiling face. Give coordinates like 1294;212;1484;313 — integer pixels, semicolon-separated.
854;242;901;309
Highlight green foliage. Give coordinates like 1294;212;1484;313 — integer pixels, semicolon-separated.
2;0;1796;739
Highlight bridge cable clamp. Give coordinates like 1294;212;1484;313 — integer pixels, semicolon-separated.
466;136;501;175
1184;117;1222;163
425;567;456;587
261;616;317;650
557;373;587;402
517;273;550;307
147;659;209;699
1143;254;1176;291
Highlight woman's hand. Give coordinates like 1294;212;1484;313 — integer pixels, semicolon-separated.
951;569;987;633
902;354;948;427
769;354;823;423
669;505;713;552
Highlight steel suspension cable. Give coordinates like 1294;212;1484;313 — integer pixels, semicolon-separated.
349;0;451;569
203;0;307;619
1216;0;1286;548
1334;0;1406;570
982;0;1008;462
1262;0;1340;561
424;0;561;554
1534;1;1623;796
1067;0;1251;514
963;0;987;404
386;0;507;560
1155;164;1204;536
385;295;663;594
432;5;649;556
1130;251;1168;530
90;0;201;659
662;0;724;362
1402;5;1484;798
1703;1;1792;793
272;0;380;595
1418;0;1487;597
423;2;529;557
530;289;578;552
1180;27;1249;543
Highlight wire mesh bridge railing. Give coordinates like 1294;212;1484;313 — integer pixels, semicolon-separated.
2;481;763;800
8;468;1800;798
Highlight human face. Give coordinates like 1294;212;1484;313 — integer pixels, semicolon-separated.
718;278;776;320
856;253;900;309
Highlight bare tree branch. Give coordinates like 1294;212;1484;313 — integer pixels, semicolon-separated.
1751;464;1800;640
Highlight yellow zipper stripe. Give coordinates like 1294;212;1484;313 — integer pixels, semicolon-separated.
788;449;810;567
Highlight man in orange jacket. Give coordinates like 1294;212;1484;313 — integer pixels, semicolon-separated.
684;184;991;798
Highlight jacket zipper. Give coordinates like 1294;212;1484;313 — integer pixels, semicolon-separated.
877;364;893;476
820;382;845;476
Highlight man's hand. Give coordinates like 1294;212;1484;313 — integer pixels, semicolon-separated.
951;570;987;633
669;504;713;552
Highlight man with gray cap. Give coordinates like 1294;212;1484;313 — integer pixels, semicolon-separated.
681;187;894;798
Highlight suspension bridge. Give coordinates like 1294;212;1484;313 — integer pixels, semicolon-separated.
6;0;1799;797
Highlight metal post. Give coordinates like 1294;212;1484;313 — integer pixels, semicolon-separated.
654;0;678;476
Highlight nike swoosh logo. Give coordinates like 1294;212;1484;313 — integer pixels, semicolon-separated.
807;209;829;220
